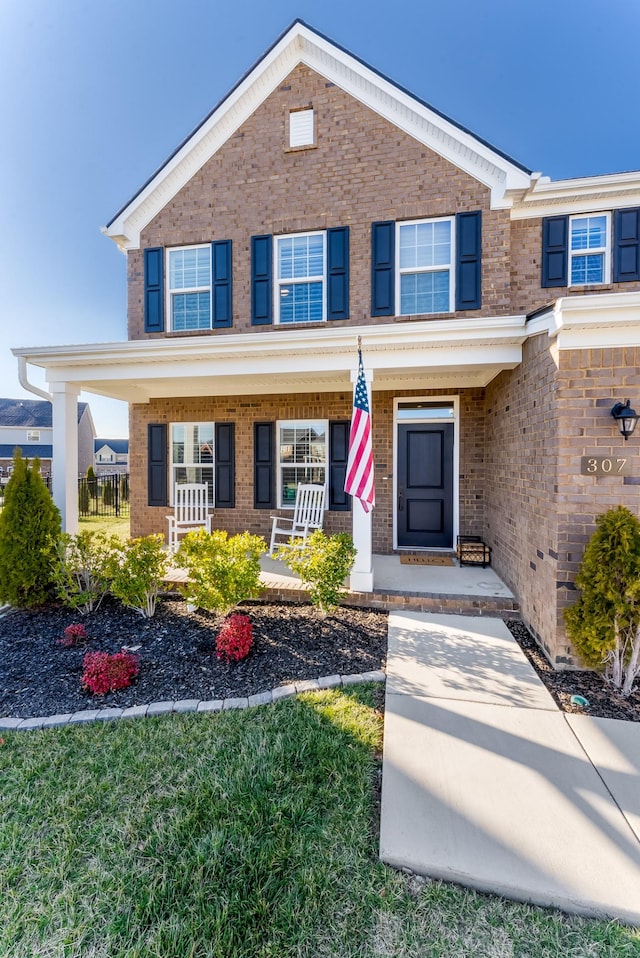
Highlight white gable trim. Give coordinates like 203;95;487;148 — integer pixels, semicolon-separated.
103;22;531;251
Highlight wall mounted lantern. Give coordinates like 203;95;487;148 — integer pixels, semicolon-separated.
611;399;639;441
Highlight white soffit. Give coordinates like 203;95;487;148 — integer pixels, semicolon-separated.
103;22;532;251
528;290;640;348
509;171;640;220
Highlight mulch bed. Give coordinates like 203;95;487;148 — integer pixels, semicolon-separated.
0;596;388;720
1;595;638;722
506;619;640;723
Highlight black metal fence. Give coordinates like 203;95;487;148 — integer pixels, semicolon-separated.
78;473;130;518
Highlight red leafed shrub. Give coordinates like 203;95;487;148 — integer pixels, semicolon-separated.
81;650;140;695
215;614;253;663
58;623;89;647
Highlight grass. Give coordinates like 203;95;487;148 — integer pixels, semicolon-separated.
78;513;130;540
1;686;638;958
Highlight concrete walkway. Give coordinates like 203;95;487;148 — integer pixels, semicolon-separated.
379;612;640;925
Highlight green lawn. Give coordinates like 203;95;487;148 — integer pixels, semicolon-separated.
78;513;130;540
1;686;637;958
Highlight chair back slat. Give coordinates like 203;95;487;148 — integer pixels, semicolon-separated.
174;483;209;523
292;484;326;529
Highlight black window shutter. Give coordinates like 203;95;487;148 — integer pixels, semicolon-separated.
329;421;351;511
144;248;164;332
327;226;350;320
251;235;273;325
148;423;167;507
214;423;235;508
254;422;274;508
455;211;482;310
613;207;640;283
212;240;233;327
541;216;568;288
371;221;395;316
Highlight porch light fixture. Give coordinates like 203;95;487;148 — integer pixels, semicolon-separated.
611;399;639;440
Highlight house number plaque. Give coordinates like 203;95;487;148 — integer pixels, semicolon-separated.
580;456;632;476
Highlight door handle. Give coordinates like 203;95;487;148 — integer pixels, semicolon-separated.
398;491;404;511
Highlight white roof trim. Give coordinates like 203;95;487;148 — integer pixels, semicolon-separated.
103;22;531;251
509;170;640;220
527;290;640;348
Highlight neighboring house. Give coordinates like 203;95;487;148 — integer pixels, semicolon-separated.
12;21;640;666
0;398;95;478
94;438;129;475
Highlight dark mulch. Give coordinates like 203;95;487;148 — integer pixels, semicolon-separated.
506;619;640;723
0;596;388;720
2;594;638;723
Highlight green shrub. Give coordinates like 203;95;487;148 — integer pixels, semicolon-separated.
176;529;266;615
102;480;114;507
109;534;168;618
0;450;61;607
565;505;640;696
78;481;90;516
53;530;120;614
276;530;356;615
119;474;129;502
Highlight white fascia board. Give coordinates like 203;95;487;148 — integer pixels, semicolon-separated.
531;290;640;348
509;170;640;220
103;24;532;250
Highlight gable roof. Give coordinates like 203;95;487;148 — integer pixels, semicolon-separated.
103;19;533;251
94;438;129;454
0;398;88;428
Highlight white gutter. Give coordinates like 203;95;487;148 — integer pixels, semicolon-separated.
17;355;52;403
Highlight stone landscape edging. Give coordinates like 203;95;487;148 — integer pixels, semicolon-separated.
0;670;387;731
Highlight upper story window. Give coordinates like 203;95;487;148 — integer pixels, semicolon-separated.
277;420;327;508
168;245;211;331
170;422;214;505
570;213;610;286
26;430;40;442
276;232;326;323
397;218;454;315
289;109;314;148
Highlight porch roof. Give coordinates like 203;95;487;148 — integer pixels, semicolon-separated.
12;316;527;404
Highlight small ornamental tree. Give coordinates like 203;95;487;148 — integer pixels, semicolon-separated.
0;450;61;607
565;505;640;697
102;479;114;507
276;530;356;616
176;529;266;615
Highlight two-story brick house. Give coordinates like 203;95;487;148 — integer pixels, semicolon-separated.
13;21;640;666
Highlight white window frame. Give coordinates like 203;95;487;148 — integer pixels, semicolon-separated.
26;430;40;442
569;212;611;287
274;230;327;325
277;419;328;509
166;244;212;332
169;422;215;506
396;216;455;317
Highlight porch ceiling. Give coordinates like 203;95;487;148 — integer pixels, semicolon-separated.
13;317;527;403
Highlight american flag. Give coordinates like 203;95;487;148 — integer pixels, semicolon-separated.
344;349;375;513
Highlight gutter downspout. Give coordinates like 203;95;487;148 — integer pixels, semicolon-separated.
17;355;52;403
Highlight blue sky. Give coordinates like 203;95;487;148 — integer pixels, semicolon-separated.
1;0;639;437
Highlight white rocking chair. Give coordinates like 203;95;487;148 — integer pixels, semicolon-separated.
269;483;326;556
167;483;211;552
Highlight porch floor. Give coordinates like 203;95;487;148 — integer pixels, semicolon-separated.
166;554;519;618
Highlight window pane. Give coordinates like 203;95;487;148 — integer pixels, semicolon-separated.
571;216;607;251
278;422;327;507
399;221;451;270
400;271;450;314
169;247;210;290
172;291;211;330
279;282;323;323
173;467;214;504
571;253;604;285
278;234;324;280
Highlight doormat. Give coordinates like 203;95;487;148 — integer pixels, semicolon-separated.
400;555;455;566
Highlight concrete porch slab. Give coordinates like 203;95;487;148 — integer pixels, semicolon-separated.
387;612;556;709
380;693;640;923
566;714;640;844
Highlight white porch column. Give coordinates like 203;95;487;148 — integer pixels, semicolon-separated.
349;366;374;593
50;382;80;534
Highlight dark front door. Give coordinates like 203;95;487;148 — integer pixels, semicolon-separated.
397;422;454;548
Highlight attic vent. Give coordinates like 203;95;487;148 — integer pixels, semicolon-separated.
289;108;314;148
